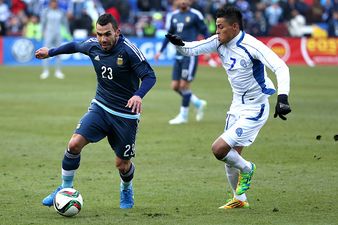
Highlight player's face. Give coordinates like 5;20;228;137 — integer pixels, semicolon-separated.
96;23;120;51
216;18;239;45
177;0;190;11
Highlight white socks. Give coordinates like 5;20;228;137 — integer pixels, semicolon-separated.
180;106;189;119
225;164;247;202
222;149;251;173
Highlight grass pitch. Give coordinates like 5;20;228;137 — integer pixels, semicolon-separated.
0;65;337;225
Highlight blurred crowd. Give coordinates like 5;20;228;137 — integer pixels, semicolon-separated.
0;0;338;39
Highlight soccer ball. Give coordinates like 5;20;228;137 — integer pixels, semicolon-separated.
53;188;83;217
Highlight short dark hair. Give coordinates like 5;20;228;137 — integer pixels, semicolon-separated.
97;13;118;30
216;6;243;30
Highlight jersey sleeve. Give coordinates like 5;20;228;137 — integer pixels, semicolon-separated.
159;16;175;53
194;11;209;37
126;42;157;97
48;38;95;57
176;35;219;56
251;38;290;95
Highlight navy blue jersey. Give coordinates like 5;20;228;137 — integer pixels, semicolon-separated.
168;8;208;41
49;34;156;116
160;8;209;55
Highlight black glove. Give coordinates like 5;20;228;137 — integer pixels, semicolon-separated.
165;33;185;46
274;94;291;120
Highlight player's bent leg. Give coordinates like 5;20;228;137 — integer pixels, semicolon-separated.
42;135;88;207
218;198;250;209
42;186;63;207
236;162;256;195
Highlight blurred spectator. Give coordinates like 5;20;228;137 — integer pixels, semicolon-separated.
235;0;253;24
67;0;93;36
205;13;216;34
308;0;325;23
10;0;28;35
84;0;104;34
265;0;283;26
142;16;156;37
11;0;26;15
135;14;149;37
116;0;131;23
106;5;121;24
101;0;130;23
152;12;164;30
23;14;41;40
284;0;310;21
288;9;306;36
0;0;11;35
296;0;310;17
7;15;23;35
328;10;338;36
85;0;104;23
137;0;166;11
24;0;44;17
207;0;226;19
246;10;268;36
137;0;151;11
322;0;334;22
40;0;69;79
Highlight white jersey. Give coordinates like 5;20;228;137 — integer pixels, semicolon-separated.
176;31;290;113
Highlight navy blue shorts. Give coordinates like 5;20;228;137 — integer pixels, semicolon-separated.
172;55;198;81
75;102;138;160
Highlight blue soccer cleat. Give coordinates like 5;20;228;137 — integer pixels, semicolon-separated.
42;185;63;207
120;183;134;209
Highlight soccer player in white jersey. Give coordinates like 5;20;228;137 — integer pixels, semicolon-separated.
40;0;69;79
166;5;291;209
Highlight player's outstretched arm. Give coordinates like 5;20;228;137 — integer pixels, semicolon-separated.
35;47;50;59
35;42;79;60
165;33;185;46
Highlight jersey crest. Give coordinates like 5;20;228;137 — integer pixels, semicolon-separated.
117;55;124;66
240;59;248;68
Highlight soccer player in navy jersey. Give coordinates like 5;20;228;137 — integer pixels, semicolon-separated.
166;6;291;208
154;0;209;125
35;13;156;209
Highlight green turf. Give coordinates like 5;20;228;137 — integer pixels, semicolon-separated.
0;65;337;225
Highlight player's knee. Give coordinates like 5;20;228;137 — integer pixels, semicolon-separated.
115;158;131;174
211;143;227;160
68;140;83;154
172;85;179;92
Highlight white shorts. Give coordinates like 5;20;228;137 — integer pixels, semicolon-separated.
220;100;270;148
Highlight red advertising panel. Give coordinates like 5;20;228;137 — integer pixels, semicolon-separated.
305;38;338;65
198;37;338;67
259;37;305;65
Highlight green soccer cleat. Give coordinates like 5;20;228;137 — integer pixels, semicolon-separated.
218;198;250;209
236;163;256;195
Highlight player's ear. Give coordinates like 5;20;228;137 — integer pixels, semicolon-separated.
232;22;239;31
116;28;121;36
